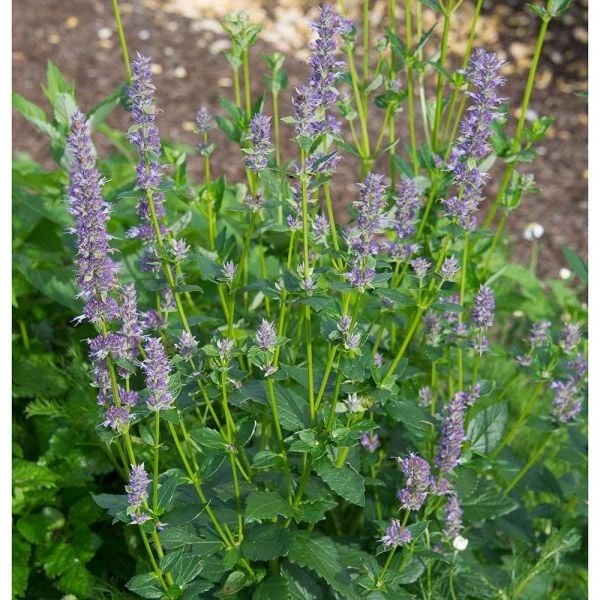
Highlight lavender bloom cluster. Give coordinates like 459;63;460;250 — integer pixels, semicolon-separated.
245;113;273;172
142;337;174;411
435;391;467;473
397;454;431;511
292;4;350;139
126;464;151;524
344;173;387;289
444;49;506;229
126;54;168;272
443;495;463;540
381;519;412;550
67;111;119;322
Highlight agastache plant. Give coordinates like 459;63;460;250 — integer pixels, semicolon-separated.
44;1;588;597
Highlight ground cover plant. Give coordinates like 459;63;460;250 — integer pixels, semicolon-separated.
12;0;588;598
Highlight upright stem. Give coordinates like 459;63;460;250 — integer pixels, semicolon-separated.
484;7;552;227
405;0;419;173
111;0;131;80
457;232;470;389
491;381;545;459
431;0;454;151
242;48;252;119
153;410;160;515
503;431;555;494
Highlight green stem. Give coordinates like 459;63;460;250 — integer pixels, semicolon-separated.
405;0;419;173
439;0;483;146
111;0;131;80
482;210;508;274
242;48;252;118
431;0;454;151
457;232;469;390
490;381;545;459
484;6;552;228
153;410;160;515
385;307;424;379
503;431;555;494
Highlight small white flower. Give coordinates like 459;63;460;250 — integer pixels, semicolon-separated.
452;535;469;551
560;268;572;280
523;222;544;241
512;310;525;317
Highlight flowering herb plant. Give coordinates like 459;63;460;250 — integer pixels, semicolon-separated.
12;0;587;598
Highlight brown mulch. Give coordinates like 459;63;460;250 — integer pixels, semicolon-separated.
12;0;588;279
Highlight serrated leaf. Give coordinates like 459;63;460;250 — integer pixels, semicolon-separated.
561;245;587;285
241;523;293;561
288;531;361;600
245;491;293;522
467;402;508;455
314;454;365;507
126;573;164;598
462;487;518;521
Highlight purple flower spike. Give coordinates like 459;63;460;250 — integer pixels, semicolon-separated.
120;284;143;363
245;113;273;172
435;391;467;473
397;454;431;511
528;321;552;348
126;463;150;509
471;285;495;329
443;495;463;539
559;323;581;353
196;106;213;134
256;319;277;352
381;520;412;550
360;432;380;453
142;337;173;411
175;330;198;360
103;406;132;430
67;111;119;319
551;379;582;424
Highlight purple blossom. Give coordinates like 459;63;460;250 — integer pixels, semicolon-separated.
120;284;143;362
245;114;273;172
127;54;168;270
471;285;495;329
551;379;582;424
175;330;198;360
216;338;235;363
67;111;119;320
441;256;460;279
196;105;213;134
419;386;432;408
381;520;412;550
222;260;237;283
143;309;166;332
423;312;441;347
169;238;189;262
411;257;431;280
256;319;277;352
373;352;383;368
126;463;150;509
446;49;506;229
245;191;265;212
360;432;380;453
529;321;552;348
142;338;173;411
443;495;463;539
397;454;431;511
121;389;140;407
393;178;420;240
473;331;489;355
343;265;376;289
569;354;588;385
435;391;467;473
312;214;330;245
559;323;581;353
103;406;132;430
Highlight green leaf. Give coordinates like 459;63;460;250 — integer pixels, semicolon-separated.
314;454;365;507
561;245;588;285
91;493;129;522
467;402;508;455
245;491;293;523
158;527;221;553
53;92;79;127
252;575;290;600
44;60;74;104
288;531;362;600
157;469;181;511
462;486;518;521
126;573;164;598
161;548;205;586
550;0;572;16
89;87;122;130
275;386;310;431
190;426;226;451
12;92;59;139
12;535;31;598
241;523;293;561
